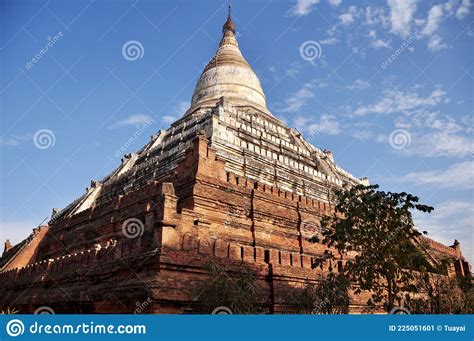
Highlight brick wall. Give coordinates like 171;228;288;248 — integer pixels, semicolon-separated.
0;132;469;314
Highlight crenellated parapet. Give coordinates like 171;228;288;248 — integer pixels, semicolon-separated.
418;235;461;258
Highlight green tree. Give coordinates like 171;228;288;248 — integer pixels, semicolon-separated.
314;184;434;312
290;272;350;314
193;259;262;314
408;274;474;314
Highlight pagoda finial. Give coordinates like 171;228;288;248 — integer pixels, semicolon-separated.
223;2;236;34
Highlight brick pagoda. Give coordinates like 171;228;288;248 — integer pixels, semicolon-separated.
0;12;470;314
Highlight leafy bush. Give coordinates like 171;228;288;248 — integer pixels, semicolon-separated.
193;259;263;314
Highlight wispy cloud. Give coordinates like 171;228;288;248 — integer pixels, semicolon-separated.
328;0;342;7
352;129;374;141
350;87;473;158
408;132;473;158
278;83;315;113
0;134;32;147
419;4;450;51
364;6;389;27
172;100;190;116
401;161;474;190
276;80;328;114
353;88;448;116
427;34;449;51
319;37;340;45
288;0;319;17
456;0;471;19
293;114;341;136
345;79;371;90
387;0;417;38
289;0;466;55
339;6;360;25
393;108;473;158
368;30;390;49
371;38;391;49
161;100;190;125
110;113;154;128
162;116;176;125
422;4;444;36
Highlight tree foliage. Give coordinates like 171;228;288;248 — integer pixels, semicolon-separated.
193;259;262;314
315;184;434;312
289;272;350;314
408;274;474;314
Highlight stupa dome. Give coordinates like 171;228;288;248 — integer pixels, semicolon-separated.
187;11;268;114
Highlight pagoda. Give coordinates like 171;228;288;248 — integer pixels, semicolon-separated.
0;10;470;314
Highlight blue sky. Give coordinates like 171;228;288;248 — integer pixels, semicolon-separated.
0;0;473;264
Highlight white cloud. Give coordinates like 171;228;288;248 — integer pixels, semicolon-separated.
318;114;341;135
277;80;328;113
319;37;340;45
417;4;454;51
0;134;32;147
422;4;444;36
367;30;391;49
395;110;461;133
365;6;390;27
314;80;329;88
456;0;471;19
409;131;473;157
339;6;359;25
162;116;177;125
319;25;341;47
328;0;342;7
427;34;449;51
112;113;154;128
289;0;319;17
401;161;474;190
160;101;190;125
416;3;457;51
326;25;338;37
353;89;448;116
293;114;341;136
387;0;417;38
172;100;190;116
286;62;303;77
444;0;458;15
351;88;473;158
352;130;373;141
278;83;315;113
345;79;371;90
371;38;391;49
414;18;426;26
